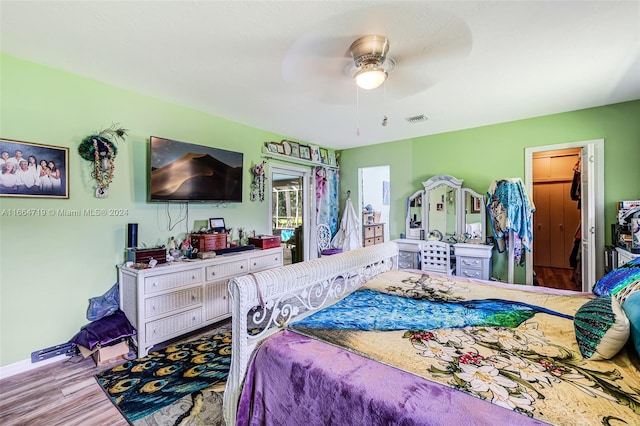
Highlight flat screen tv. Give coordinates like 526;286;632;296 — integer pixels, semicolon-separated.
149;136;243;202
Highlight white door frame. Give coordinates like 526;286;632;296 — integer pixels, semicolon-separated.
524;139;604;292
269;163;311;262
358;165;391;242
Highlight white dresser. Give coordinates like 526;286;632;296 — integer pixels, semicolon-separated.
119;247;283;357
393;239;421;269
454;243;493;280
616;247;640;268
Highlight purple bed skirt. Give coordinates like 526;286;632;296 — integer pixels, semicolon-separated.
237;329;547;426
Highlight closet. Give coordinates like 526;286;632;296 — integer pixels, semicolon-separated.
532;149;581;269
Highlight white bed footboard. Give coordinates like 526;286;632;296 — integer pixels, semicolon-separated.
222;241;399;425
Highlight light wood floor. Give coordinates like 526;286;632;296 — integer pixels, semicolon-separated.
0;352;130;426
0;321;230;426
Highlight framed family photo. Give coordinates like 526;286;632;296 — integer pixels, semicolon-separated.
0;138;69;198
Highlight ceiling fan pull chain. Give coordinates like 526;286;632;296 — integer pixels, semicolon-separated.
356;84;360;136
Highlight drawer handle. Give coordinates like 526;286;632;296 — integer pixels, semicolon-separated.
463;271;480;278
192;275;196;280
462;259;479;266
240;265;244;269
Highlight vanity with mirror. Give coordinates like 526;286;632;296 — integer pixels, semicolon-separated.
395;174;493;279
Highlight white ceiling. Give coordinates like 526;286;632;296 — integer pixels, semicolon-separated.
1;1;639;150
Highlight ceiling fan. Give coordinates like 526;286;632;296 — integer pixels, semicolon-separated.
281;4;472;105
349;35;393;90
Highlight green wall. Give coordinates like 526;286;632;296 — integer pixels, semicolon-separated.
2;52;639;368
340;100;640;281
0;54;292;366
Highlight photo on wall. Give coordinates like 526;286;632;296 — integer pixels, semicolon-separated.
0;138;69;198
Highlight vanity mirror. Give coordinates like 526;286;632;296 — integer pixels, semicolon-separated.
462;188;486;243
405;190;424;239
400;174;492;278
404;174;487;244
423;175;462;241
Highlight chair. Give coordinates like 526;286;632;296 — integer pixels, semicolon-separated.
317;224;342;257
420;240;453;275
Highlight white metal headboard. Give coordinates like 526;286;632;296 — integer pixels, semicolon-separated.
223;241;399;425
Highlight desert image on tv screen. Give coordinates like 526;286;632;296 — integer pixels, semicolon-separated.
149;137;243;202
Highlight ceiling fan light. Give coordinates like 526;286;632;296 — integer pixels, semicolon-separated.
354;65;388;90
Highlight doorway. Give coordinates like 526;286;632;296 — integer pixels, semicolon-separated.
358;166;391;243
270;164;310;265
525;139;604;292
531;148;581;290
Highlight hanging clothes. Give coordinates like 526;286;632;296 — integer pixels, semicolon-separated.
314;166;340;235
331;194;362;252
570;158;581;209
486;178;536;264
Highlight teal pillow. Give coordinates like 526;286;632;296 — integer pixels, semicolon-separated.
574;296;630;360
621;291;640;357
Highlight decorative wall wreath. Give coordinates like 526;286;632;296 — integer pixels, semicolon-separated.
250;160;267;202
78;124;128;197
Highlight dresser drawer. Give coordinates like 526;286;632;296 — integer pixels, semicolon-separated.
398;250;418;269
373;225;383;237
144;287;202;318
206;260;248;281
398;251;415;261
458;267;483;279
399;260;417;269
144;269;202;294
250;253;282;271
364;226;376;239
457;256;482;270
145;308;202;344
364;238;375;247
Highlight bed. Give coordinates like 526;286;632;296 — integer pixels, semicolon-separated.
222;242;640;425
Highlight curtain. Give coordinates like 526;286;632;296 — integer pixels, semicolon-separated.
314;166;340;235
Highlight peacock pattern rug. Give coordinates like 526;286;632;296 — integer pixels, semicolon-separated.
95;330;231;424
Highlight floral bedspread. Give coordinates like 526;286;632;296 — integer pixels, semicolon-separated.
289;270;640;425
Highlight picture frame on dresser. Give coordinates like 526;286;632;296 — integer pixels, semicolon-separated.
0;138;69;199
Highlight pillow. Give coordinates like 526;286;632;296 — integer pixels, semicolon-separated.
621;291;640;357
592;257;640;297
615;279;640;306
574;296;630;361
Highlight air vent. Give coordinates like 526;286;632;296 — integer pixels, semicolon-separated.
405;114;429;124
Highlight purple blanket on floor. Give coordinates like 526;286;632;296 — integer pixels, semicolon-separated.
236;329;546;426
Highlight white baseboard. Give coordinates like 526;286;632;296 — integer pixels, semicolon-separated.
0;354;68;380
